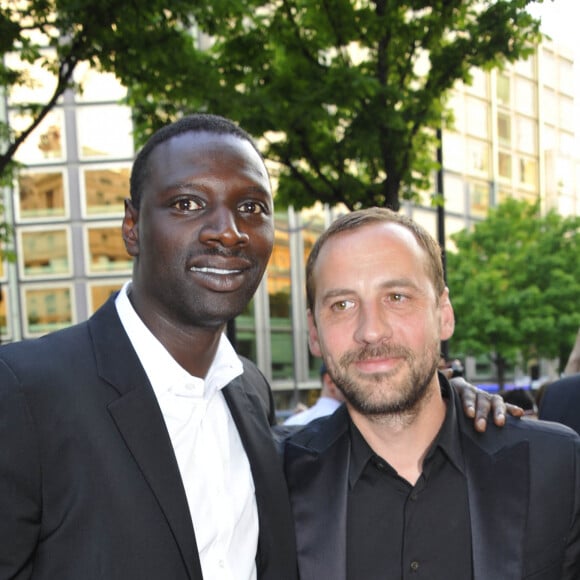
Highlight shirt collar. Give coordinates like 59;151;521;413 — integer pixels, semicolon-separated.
348;375;465;488
115;281;243;400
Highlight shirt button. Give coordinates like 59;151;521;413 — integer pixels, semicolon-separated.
410;560;420;572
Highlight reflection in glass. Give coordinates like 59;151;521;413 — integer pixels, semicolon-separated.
11;109;65;164
20;228;70;278
236;299;257;363
496;74;510;107
82;166;129;216
17;170;66;220
89;281;126;314
76;105;134;159
0;286;8;339
24;285;73;336
86;225;132;274
498;152;512;179
269;216;293;379
519;157;538;188
302;210;326;378
497;113;511;147
469;182;490;217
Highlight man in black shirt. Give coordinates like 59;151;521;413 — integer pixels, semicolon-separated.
284;207;580;580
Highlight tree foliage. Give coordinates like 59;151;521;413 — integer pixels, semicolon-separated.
0;0;200;179
2;0;546;214
447;199;580;380
126;0;544;211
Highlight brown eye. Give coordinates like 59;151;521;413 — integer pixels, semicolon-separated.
172;198;203;211
239;201;268;215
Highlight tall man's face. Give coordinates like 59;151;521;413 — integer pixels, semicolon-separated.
123;131;274;330
307;222;454;418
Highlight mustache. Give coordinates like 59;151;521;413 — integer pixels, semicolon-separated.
340;344;412;367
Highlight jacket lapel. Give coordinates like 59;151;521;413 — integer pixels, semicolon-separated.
457;403;529;580
223;373;298;580
89;298;201;580
284;406;351;580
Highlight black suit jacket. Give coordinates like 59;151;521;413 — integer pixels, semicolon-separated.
539;373;580;435
0;296;297;580
284;384;580;580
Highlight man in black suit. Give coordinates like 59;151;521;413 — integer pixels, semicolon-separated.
0;115;516;579
539;373;580;434
0;114;297;579
284;207;580;580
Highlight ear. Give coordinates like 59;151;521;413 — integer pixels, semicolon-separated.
440;287;455;341
122;198;140;257
307;309;323;357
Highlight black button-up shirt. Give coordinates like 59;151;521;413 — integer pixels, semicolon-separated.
346;382;473;579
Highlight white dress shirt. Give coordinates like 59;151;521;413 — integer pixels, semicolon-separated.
284;396;342;426
115;282;258;580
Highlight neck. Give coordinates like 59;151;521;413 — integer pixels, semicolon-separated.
349;379;446;485
128;288;225;378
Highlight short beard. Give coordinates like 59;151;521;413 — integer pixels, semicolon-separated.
331;343;440;419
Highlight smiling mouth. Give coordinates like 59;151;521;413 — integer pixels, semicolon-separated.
190;266;243;276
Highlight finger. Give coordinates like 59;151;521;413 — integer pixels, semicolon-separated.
504;402;524;417
474;391;493;433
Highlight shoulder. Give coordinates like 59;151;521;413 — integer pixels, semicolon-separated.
285;405;350;453
237;356;275;425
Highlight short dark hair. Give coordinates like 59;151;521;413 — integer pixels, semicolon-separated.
305;207;445;314
129;114;263;208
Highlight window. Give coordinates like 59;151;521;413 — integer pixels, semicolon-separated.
84;223;132;275
497;113;511;147
442;133;465;173
519;157;538;189
515;78;536;116
81;165;130;216
468;182;491;217
87;280;127;314
514;54;535;78
11;109;66;164
466;139;489;175
5;49;59;104
0;286;10;340
498;152;512;179
465;98;489;138
516;117;537;155
76;105;134;160
22;284;74;337
74;62;127;103
16;170;68;221
442;174;466;214
496;74;510;107
18;227;72;280
269;215;293;380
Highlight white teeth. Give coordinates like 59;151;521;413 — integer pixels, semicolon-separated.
191;266;241;275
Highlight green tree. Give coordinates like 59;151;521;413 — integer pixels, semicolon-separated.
0;0;201;179
127;0;544;211
447;199;580;386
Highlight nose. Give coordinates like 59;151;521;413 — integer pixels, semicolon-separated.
199;206;249;247
353;300;393;345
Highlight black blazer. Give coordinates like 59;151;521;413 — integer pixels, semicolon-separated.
284;384;580;580
539;373;580;435
0;296;297;580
